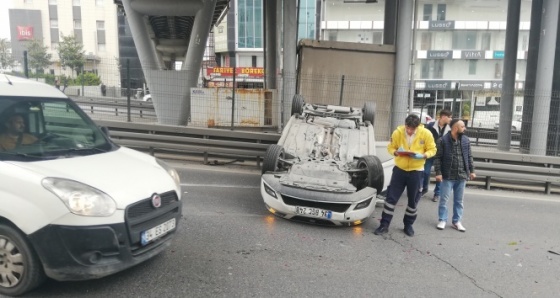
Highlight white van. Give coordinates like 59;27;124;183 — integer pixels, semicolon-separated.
0;75;182;296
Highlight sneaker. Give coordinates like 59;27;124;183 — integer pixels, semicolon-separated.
403;225;415;237
452;222;466;232
432;195;439;202
436;221;446;230
374;225;389;235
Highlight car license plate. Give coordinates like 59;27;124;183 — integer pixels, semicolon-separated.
295;206;332;219
141;218;176;246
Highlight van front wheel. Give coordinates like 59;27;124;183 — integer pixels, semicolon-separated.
0;224;46;296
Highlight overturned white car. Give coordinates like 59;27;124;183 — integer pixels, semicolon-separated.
260;95;393;226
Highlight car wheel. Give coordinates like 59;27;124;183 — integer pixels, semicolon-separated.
262;144;285;174
291;94;305;116
0;224;46;296
357;155;384;195
362;101;376;127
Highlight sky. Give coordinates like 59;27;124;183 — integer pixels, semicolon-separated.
0;0;14;40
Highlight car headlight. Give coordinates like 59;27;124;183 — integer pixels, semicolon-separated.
354;198;373;210
42;178;116;216
263;181;277;199
157;159;181;191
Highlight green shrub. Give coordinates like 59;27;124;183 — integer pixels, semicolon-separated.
73;72;101;86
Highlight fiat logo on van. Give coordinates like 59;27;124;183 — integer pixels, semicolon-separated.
151;194;162;208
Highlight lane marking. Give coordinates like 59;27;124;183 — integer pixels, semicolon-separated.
181;183;260;189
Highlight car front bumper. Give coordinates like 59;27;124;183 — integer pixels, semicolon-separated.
28;192;182;281
261;174;376;226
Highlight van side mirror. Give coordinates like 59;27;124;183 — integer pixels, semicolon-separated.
100;126;110;138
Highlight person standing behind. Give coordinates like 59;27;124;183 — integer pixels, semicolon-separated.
423;109;452;202
433;119;476;232
374;114;436;237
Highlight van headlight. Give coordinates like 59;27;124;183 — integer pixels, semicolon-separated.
42;178;116;216
156;159;181;191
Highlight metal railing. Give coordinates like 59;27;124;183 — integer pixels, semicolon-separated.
95;119;560;194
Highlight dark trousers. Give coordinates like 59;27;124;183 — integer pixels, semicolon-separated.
380;167;424;227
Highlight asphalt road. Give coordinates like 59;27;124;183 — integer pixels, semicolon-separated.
21;161;560;298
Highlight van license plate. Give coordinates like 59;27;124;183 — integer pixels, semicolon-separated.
141;218;176;246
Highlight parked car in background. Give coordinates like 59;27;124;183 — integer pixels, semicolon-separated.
495;114;522;131
0;75;182;296
260;95;393;226
410;110;434;124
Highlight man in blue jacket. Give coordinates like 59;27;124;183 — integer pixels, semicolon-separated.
433;119;476;232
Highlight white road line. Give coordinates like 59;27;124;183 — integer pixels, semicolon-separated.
181;183;260;189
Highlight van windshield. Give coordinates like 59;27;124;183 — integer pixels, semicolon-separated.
0;97;116;161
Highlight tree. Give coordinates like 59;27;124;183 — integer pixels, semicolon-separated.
26;39;52;76
0;38;15;70
57;34;85;77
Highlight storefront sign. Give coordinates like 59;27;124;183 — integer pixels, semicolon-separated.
17;26;34;40
425;81;452;90
462;51;484;59
493;51;505;59
429;20;455;30
207;67;265;78
458;81;485;90
427;50;452;59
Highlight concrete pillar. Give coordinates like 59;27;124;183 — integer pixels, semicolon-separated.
264;0;277;89
530;0;559;155
391;0;414;132
276;0;284;132
497;0;521;151
283;0;297;127
179;0;218;123
383;0;398;45
520;0;543;153
121;0;162;72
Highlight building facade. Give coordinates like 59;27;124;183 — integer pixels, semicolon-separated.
211;0;534;125
9;0;120;86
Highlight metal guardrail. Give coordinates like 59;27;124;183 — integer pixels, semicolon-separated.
94;119;560;194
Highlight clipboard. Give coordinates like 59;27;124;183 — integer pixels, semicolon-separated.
396;151;416;157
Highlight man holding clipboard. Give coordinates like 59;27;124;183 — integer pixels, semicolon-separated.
374;114;437;237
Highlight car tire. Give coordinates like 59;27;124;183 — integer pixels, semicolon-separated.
291;94;305;116
262;144;285;174
357;155;384;195
0;224;46;297
362;101;376;127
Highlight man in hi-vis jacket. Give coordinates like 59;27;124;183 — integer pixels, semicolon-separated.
374;114;436;237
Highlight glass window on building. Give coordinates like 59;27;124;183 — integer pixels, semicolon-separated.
328;30;337;41
423;4;432;21
420;32;432;50
237;0;263;49
50;19;58;28
372;32;383;44
73;20;81;29
436;4;446;21
481;33;491;51
421;60;430;79
434;60;444;79
97;21;105;30
452;31;477;50
469;60;477;75
298;0;316;41
73;0;80;6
